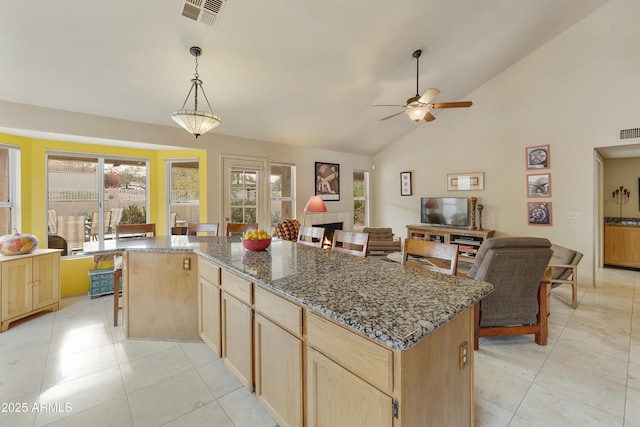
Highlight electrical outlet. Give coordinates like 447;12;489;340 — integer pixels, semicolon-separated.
459;341;469;369
183;258;191;270
567;211;582;220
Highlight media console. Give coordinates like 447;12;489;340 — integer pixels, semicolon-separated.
406;225;495;265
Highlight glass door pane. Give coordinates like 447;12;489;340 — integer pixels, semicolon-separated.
168;160;200;233
230;169;258;223
48;155;99;255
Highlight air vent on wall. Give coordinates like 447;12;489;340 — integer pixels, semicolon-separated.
180;0;227;27
618;127;640;141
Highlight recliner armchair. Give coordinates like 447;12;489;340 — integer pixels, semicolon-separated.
467;237;553;349
549;244;583;308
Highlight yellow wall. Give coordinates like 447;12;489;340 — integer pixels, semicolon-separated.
0;132;206;296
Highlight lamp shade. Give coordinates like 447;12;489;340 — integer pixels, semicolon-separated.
304;196;327;213
406;106;429;122
171;110;221;138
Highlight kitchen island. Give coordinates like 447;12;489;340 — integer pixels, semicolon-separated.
85;236;493;427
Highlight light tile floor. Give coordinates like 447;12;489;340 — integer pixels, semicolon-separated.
0;267;638;426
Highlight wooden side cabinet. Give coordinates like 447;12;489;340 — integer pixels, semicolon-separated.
1;249;61;332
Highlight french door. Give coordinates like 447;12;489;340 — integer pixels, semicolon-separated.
221;155;269;233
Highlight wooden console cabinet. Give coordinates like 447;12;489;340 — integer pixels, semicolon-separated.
0;249;61;332
406;224;494;263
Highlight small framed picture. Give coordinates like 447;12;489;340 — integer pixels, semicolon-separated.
526;173;551;197
447;172;484;191
526;145;550;169
400;171;412;196
528;202;552;226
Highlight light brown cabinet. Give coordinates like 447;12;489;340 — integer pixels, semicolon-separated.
199;256;476;427
198;257;222;355
1;249;60;332
221;290;254;390
307;347;392;427
221;269;254;390
604;225;640;268
254;313;303;427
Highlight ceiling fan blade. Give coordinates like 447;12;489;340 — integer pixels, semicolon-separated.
424;112;436;122
379;111;406;121
431;101;473;109
372;104;407;107
418;88;441;104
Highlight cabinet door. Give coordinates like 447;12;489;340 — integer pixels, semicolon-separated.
222;291;253;390
198;276;221;356
307;348;392;427
604;226;636;267
32;252;60;310
254;313;302;427
1;258;32;321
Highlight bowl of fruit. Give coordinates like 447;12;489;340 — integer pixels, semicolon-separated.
241;229;272;251
0;229;40;256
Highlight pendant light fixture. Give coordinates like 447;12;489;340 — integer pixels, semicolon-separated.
171;46;221;138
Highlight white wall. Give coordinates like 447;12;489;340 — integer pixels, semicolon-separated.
372;0;640;287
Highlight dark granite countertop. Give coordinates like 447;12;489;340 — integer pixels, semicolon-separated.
604;217;640;226
84;236;493;350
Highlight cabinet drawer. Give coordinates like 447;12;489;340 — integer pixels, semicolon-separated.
198;257;221;286
306;312;393;394
221;270;252;305
254;286;302;337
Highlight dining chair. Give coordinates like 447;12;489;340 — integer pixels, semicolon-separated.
297;225;326;248
226;222;258;236
187;222;219;236
115;223;156;239
88;211;112;241
402;239;459;275
331;230;369;257
113;223;156;326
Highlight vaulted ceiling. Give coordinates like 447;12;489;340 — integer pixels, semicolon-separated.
0;0;610;155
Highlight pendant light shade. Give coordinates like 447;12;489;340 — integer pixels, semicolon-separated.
171;46;221;138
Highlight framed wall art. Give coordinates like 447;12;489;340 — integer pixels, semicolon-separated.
526;144;550;169
315;162;340;201
447;172;484;191
528;201;552;226
400;171;412;196
526;173;551;197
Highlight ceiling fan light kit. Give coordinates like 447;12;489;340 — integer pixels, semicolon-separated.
374;49;472;123
171;46;221;138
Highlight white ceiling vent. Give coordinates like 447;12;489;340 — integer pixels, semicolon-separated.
180;0;227;27
618;127;640;141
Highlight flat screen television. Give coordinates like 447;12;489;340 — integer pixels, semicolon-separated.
420;197;470;227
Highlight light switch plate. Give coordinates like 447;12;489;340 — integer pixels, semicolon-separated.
567;211;582;219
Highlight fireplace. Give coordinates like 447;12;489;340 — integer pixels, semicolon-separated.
315;222;343;246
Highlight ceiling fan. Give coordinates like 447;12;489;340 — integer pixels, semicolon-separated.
374;49;472;122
